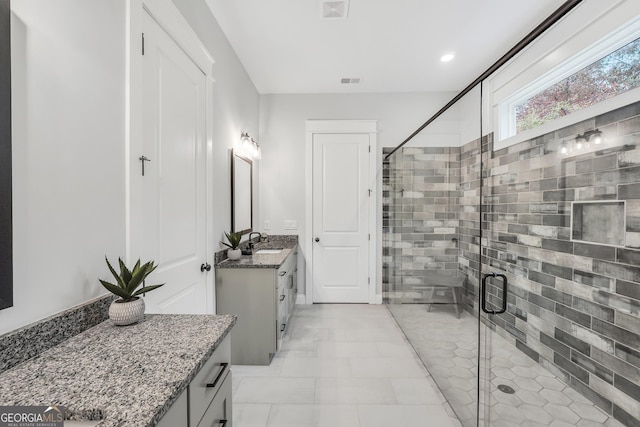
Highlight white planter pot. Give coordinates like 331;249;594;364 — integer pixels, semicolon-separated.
109;298;145;326
227;248;242;260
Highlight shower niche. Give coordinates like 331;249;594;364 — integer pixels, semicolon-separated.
571;200;626;247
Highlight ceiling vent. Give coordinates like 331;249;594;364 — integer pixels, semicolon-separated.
321;0;349;20
341;77;361;84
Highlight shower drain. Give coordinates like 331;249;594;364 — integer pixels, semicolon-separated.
497;384;516;394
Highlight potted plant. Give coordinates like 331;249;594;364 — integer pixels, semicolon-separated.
99;257;164;326
222;231;243;260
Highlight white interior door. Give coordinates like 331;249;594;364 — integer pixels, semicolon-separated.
312;133;370;303
131;11;208;314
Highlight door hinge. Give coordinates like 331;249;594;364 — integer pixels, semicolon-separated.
142;33;145;55
368;189;371;197
368;234;371;241
368;145;371;153
368;277;370;284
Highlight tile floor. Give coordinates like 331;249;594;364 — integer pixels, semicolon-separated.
387;303;626;427
231;304;461;427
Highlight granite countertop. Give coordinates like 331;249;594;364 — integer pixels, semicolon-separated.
0;314;236;427
217;239;298;269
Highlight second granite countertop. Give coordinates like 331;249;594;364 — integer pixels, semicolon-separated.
216;237;298;269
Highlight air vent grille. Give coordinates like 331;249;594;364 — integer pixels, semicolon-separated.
341;77;361;84
321;1;349;20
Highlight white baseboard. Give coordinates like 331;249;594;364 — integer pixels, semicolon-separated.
296;294;382;304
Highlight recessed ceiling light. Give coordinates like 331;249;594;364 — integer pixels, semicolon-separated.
440;53;455;62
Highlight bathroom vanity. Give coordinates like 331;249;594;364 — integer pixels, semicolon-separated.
216;238;298;365
0;314;236;427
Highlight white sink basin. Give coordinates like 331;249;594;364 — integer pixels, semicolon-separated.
254;249;283;255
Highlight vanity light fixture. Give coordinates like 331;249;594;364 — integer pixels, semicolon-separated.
561;129;605;156
576;129;604;145
238;132;262;160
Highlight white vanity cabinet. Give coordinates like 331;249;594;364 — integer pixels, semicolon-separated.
156;335;232;427
216;247;298;365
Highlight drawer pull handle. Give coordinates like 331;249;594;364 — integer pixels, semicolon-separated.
280;323;286;332
280;294;285;301
206;362;229;389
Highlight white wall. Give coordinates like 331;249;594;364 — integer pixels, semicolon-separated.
258;92;458;298
1;0;260;336
3;0;127;335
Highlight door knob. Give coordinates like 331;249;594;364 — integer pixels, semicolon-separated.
200;263;212;272
315;237;320;242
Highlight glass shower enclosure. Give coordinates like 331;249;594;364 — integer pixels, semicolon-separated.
383;83;640;426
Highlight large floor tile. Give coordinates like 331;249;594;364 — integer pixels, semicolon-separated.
314;377;397;404
315;341;382;358
280;357;352;378
357;404;456;427
233;404;271;427
234;377;315;404
349;356;427;378
266;404;360;427
232;304;461;427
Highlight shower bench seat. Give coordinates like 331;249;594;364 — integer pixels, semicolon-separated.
410;272;465;319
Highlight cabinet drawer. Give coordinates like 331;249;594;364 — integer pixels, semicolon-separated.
277;287;286;315
197;371;232;427
277;253;295;288
190;336;231;426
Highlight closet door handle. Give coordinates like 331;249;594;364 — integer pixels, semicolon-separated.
481;273;508;315
218;420;227;427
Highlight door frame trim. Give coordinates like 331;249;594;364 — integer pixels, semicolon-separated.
126;0;216;313
305;120;378;304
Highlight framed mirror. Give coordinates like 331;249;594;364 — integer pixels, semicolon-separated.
231;150;253;235
0;0;12;311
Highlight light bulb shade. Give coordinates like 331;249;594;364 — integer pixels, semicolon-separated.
237;132;262;159
591;129;603;144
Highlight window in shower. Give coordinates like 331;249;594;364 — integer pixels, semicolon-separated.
571;201;626;247
515;37;640;133
500;21;640;139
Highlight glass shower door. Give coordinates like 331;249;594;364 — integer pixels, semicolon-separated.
383;87;484;427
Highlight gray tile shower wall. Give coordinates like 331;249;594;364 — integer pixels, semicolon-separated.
383;101;640;426
480;103;640;425
382;147;461;298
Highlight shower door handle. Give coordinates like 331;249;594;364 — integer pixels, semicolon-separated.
481;273;508;315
